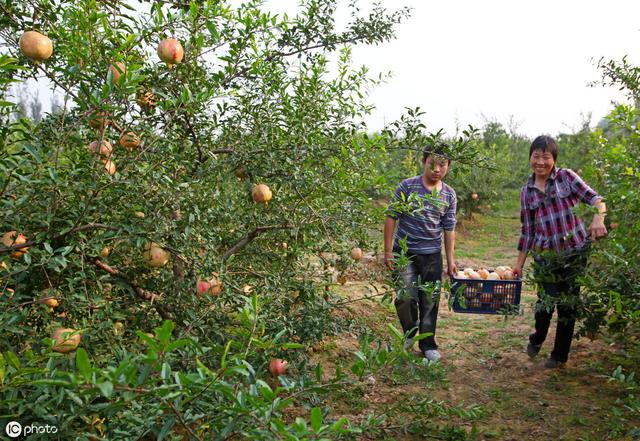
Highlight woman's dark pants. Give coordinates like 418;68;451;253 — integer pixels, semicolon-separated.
530;249;588;363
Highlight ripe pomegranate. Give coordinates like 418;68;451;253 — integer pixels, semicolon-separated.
19;31;53;62
268;359;288;377
2;231;28;259
157;38;184;68
113;322;124;336
99;246;110;258
455;271;467;279
478;268;489;280
463;267;474;277
52;327;81;353
89;140;113;158
109;61;126;83
102;159;117;175
88;110;109;130
610;222;618;230
39;296;59;308
350;247;363;261
137;90;157;109
468;271;482;280
143;242;170;267
502;270;514;280
119;131;140;151
252;184;272;204
487;272;500;280
196;273;222;296
234;165;246;179
471;193;479;200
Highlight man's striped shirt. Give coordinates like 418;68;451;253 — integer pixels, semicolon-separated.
387;175;457;254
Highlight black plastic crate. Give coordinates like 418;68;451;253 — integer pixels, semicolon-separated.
450;276;522;314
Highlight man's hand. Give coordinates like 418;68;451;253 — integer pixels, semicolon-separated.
513;265;523;280
384;251;395;271
447;262;457;277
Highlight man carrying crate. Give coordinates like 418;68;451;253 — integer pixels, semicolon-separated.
384;143;458;362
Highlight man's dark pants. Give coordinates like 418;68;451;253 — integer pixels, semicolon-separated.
393;251;442;352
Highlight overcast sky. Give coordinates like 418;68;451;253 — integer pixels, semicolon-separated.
319;0;640;137
27;0;640;138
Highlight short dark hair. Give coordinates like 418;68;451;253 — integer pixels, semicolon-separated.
529;135;558;161
422;142;451;164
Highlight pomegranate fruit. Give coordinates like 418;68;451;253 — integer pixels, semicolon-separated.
157;38;184;68
52;328;81;353
268;359;288;377
143;242;170;267
252;184;272;204
2;231;28;259
19;31;53;62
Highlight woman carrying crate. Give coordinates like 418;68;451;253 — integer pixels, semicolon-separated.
513;135;607;368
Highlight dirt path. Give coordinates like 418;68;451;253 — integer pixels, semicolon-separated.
314;213;640;440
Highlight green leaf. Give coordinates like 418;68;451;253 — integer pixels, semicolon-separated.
5;351;20;369
310;407;323;432
76;348;92;381
98;381;114;398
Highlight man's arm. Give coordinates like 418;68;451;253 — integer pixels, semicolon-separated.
444;229;456;277
384;217;396;270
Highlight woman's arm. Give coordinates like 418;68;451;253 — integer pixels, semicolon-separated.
589;198;607;240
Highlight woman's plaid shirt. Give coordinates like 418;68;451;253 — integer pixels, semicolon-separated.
518;168;601;253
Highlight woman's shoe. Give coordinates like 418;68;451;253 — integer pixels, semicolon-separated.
544;358;565;369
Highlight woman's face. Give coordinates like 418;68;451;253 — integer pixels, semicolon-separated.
530;148;555;179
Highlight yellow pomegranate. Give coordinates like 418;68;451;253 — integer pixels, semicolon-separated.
252;184;272;204
455;271;467;279
39;296;59;308
487;272;501;280
88;110;109;130
19;31;53;62
157;38;184;68
478;268;490;280
109;61;126;83
502;270;514;280
350;247;363;261
113;322;124;336
2;231;29;259
468;271;482;280
52;328;81;353
463;267;474;277
143;242;170;267
137;90;157;108
99;246;110;258
119;131;140;151
102;159;117;175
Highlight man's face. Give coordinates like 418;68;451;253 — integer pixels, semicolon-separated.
423;155;449;182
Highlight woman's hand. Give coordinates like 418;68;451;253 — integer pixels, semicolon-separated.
589;214;608;240
384;251;395;271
